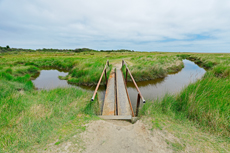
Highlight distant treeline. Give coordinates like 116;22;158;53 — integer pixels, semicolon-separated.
99;49;134;52
0;46;134;53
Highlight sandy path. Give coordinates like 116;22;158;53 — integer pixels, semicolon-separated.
80;120;172;153
44;119;174;153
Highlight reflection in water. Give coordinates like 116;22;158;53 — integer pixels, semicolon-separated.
32;59;206;114
32;70;69;90
127;59;206;110
32;69;106;108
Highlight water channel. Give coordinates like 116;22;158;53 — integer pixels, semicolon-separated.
127;59;206;109
31;68;106;102
32;59;206;111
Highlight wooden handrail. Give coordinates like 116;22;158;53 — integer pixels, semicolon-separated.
91;61;109;101
122;72;135;117
122;60;145;103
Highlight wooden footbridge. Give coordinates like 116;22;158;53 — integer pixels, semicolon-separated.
91;60;145;121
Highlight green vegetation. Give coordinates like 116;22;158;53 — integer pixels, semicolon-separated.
140;104;229;152
0;70;99;152
0;51;110;85
141;53;230;137
0;47;229;152
0;49;103;151
125;53;183;81
0;50;183;85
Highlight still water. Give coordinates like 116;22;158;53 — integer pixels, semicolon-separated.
32;68;106;103
32;69;70;90
32;60;206;110
127;59;206;109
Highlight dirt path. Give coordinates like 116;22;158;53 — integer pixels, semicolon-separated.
45;119;174;153
81;120;173;153
113;63;122;69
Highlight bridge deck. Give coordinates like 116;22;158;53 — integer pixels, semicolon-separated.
102;67;132;117
102;69;115;115
116;69;132;116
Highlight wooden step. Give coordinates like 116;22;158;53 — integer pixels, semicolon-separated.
98;115;132;120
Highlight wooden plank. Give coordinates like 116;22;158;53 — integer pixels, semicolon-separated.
116;69;132;116
98;115;132;120
102;69;115;115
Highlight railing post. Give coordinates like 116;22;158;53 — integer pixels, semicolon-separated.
107;60;109;66
122;59;124;67
126;68;128;84
91;62;108;101
136;94;141;116
105;69;107;86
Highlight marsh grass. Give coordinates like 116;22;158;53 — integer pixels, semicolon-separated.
140;53;230;137
0;51;103;151
0;50;186;85
1;49;229;151
122;54;183;81
68;61;112;85
0;86;98;152
0;51;114;86
140;102;229;152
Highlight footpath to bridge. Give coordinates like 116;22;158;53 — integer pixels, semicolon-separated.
91;60;145;121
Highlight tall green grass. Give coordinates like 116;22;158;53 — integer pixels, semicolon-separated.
0;51;113;85
1;49;229;151
139;97;229;152
0;86;98;152
68;60;112;85
141;53;230;137
0;52;103;151
123;54;183;81
0;62;99;151
164;73;228;135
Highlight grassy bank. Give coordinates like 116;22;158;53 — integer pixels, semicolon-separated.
0;49;102;152
121;53;184;81
141;53;230;137
0;83;99;152
0;50;112;85
0;49;184;85
140;104;229;152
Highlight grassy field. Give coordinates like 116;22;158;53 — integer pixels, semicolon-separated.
0;49;183;85
0;47;229;152
0;55;100;152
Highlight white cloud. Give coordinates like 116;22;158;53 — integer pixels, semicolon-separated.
0;0;230;52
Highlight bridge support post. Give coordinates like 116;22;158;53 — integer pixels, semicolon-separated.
105;69;107;86
126;68;128;84
136;94;141;116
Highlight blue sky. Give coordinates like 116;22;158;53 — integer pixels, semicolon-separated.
0;0;230;53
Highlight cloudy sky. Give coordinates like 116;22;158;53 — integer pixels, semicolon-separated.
0;0;230;52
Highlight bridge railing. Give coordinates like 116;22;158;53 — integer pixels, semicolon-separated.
122;60;145;116
91;60;109;101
